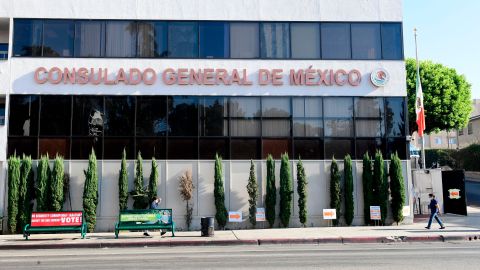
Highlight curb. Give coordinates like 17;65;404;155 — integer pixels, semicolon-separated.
0;234;478;250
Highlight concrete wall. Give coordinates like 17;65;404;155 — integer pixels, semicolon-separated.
2;159;413;232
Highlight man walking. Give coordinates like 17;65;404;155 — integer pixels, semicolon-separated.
425;193;445;229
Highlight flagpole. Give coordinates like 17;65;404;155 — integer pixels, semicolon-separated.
414;28;426;169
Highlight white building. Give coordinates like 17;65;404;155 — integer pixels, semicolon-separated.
0;0;411;232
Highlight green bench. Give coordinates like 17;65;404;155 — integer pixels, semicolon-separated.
114;209;176;238
23;211;87;240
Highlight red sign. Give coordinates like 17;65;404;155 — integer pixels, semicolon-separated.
31;212;83;227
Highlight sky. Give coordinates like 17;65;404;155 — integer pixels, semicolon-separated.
403;0;480;99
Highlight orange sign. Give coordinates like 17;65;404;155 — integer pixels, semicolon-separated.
448;189;461;199
323;209;337;220
228;211;242;222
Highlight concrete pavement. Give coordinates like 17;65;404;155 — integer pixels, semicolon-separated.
1;206;479;250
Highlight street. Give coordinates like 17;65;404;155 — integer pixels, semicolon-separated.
466;179;480;207
1;243;480;270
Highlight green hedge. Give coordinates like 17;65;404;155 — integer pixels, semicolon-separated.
425;144;480;171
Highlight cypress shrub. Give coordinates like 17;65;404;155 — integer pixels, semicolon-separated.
330;157;341;226
362;153;373;225
83;149;98;232
390;152;406;225
50;155;65;211
344;154;354;226
214;154;228;229
373;151;388;225
296;158;307;227
36;155;51;211
279;153;293;227
7;154;21;234
246;160;258;227
118;149;129;211
148;157;158;202
18;155;34;231
131;151;148;209
265;154;276;228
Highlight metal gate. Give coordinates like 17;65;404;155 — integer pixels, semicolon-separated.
441;170;467;216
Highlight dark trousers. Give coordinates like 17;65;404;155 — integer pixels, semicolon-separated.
427;211;444;228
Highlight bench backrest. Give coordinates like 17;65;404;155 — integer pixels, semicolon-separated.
30;211;85;228
118;209;173;225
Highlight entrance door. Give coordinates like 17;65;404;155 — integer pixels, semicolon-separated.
442;170;467;216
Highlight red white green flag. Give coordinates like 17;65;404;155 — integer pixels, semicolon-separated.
415;68;425;137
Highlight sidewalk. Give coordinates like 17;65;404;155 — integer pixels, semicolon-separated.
1;207;479;250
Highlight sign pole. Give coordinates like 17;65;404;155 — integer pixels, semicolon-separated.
414;28;426;169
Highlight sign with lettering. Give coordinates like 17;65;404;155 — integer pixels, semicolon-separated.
448;189;461;199
370;206;381;220
31;212;83;227
323;209;337;220
228;211;243;222
256;208;266;222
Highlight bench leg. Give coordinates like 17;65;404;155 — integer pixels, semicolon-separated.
171;224;175;237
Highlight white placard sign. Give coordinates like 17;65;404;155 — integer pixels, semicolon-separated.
228;211;242;222
323;209;337;220
370;206;381;220
256;208;266;222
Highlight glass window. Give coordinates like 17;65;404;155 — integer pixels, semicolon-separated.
324;98;353;137
262;139;291;159
351;23;381;60
355;98;384;137
387;138;407;159
294;139;324;159
74;21;105;57
137;21;168;57
262;97;291;117
229;97;261;118
72;96;104;136
199;138;228;159
324;97;353;118
231;139;260;159
0;43;8;60
291;23;320;59
0;98;5;125
458;129;464;136
260;23;290;59
71;137;102;159
136;96;167;136
168;96;198;136
168;138;198;159
104;137;134;159
293;97;322;117
230;23;259;58
42;20;74;57
321;23;351;60
385;98;406;137
8;95;39;136
8;137;38;159
381;23;403;60
104;96;135;136
105;21;137;57
230;119;261;137
13;19;43;56
324;139;353;159
434;137;442;145
201;97;228;136
40;95;71;136
39;138;70;159
324;119;353;137
355;98;384;118
356;138;384;159
356;120;384;137
449;138;457;145
262;120;290;137
168;22;198;58
468;123;473;135
199;22;229;58
293;119;323;137
136;138;166;159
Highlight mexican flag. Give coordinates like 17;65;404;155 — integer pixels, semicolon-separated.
415;68;425;137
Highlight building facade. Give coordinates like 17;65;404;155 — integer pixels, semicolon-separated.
0;0;411;231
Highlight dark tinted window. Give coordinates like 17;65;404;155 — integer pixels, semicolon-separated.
201;97;228;136
231;139;260;159
324;97;353;137
136;96;167;136
42;20;74;57
262;139;291;159
71;137;102;159
260;23;290;59
104;137;134;159
381;23;403;60
168;138;198;159
39;138;70;158
356;138;384;159
75;21;105;57
8;95;39;136
168;96;198;136
168;22;198;58
105;21;137;57
230;23;259;58
104;96;135;136
294;139;323;159
321;23;351;59
385;98;406;137
291;23;320;59
72;96;104;136
387;138;407;159
199;22;229;58
0;43;8;59
355;98;384;137
137;21;168;57
40;96;71;136
351;23;381;60
13;19;43;56
199;138;228;159
0;98;5;125
136;138;166;159
8;137;38;158
324;139;353;159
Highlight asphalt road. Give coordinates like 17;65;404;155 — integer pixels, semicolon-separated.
1;243;480;270
466;179;480;207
